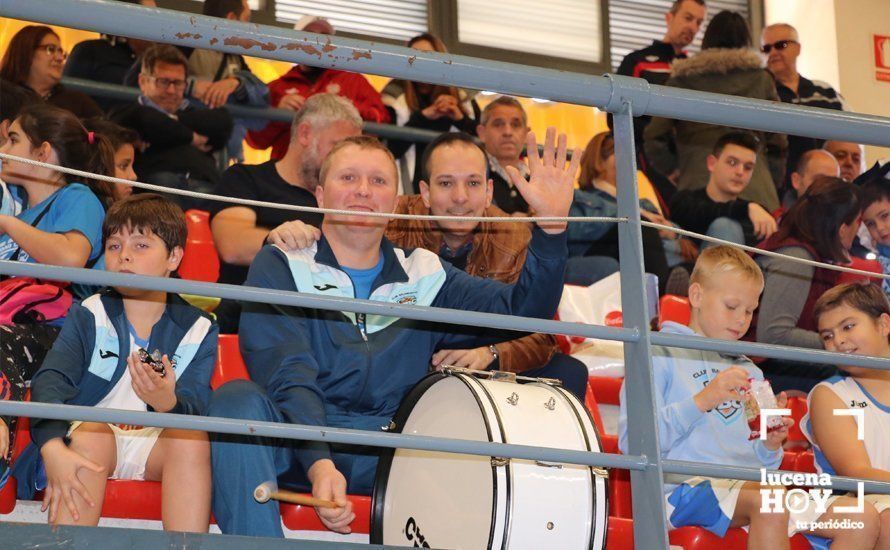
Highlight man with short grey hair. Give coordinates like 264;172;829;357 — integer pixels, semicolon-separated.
761;23;846;187
210;93;362;331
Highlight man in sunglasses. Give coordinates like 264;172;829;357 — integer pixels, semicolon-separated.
111;44;233;211
761;24;847;192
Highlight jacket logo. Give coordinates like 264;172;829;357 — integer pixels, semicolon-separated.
394;291;417;305
99;349;119;360
314;284;337;291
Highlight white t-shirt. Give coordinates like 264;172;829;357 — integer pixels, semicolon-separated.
95;329;149;428
803;376;890;475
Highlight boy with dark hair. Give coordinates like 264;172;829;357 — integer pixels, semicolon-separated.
17;194;218;531
669;132;777;247
860;180;890;297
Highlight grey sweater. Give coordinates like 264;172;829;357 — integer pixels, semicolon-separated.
755;246;823;350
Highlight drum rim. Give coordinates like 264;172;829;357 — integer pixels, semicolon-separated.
370;371;503;547
463;373;511;550
542;383;610;550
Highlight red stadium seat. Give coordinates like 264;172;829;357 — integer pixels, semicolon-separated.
609;467;633;519
837;257;882;285
781;450;800;471
600;434;619;454
589;376;623;406
179;209;220;283
786;395;810;449
605;517;634;549
795;451;817;474
212;334;250;389
660;295;691;327
669;527;812;549
584;379;606;435
280;495;371;533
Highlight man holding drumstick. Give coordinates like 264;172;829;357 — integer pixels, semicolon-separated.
209;128;579;537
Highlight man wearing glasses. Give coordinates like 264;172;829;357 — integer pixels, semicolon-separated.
761;24;847;189
110;44;233;210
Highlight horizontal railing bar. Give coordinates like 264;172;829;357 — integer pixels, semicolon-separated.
0;260;640;344
61;76;443;144
0;400;647;470
650;330;890;371
5;258;888;371
3;0;888;147
663;459;890;495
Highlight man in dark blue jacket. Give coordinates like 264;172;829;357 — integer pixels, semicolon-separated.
209;129;580;537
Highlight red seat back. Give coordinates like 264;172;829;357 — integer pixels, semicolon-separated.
786;395;810;449
795;451;817;474
212;334;250;390
659;295;691;327
179;209;220;283
584;379;606;435
838;257;882;285
589;376;623;406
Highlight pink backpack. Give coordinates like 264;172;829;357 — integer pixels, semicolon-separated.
0;193;74;325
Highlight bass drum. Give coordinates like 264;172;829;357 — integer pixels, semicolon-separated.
372;369;608;549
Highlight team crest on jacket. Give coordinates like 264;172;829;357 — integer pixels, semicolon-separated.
394;291;417;305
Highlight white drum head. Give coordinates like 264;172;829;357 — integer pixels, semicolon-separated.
376;376;500;549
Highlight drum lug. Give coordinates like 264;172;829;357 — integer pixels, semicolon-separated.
506;392;519;406
491;457;510;468
544;397;556;410
381;420;397;432
592;467;609;478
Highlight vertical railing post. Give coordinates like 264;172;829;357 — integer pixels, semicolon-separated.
612;93;670;548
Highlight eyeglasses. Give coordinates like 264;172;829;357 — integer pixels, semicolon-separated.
35;44;67;59
760;40;797;54
148;75;188;90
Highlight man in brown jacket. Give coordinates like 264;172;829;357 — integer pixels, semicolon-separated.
268;131;589;399
385;132;588;398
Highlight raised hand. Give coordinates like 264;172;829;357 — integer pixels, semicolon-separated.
505;127;581;233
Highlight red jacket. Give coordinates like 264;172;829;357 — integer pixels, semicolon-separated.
246;66;391;159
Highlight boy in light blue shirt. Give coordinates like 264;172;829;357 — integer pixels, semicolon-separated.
619;245;879;548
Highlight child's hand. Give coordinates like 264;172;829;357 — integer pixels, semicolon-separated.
40;438;104;524
764;391;793;451
128;352;177;413
0;418;8;459
693;366;750;412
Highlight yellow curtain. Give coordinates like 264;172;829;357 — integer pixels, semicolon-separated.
2;18;607;168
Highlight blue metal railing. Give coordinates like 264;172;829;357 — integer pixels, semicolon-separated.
1;1;890;547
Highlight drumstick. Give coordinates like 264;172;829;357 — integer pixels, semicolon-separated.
254;481;339;508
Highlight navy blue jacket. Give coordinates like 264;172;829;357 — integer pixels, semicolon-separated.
240;227;567;474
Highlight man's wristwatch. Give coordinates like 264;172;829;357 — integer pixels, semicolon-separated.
488;345;500;369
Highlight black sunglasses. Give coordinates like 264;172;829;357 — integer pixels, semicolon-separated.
761;40;797;54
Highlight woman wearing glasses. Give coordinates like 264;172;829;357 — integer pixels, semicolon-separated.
643;10;788;214
0;25;103;120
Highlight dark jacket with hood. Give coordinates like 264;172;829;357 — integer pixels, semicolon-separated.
644;48;788;212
